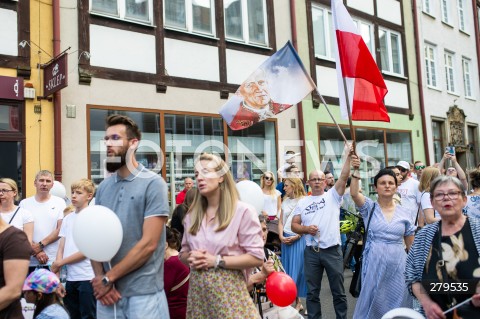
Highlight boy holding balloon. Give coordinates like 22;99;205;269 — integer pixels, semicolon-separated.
51;179;96;319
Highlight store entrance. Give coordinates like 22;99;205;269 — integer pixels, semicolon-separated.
0;141;23;199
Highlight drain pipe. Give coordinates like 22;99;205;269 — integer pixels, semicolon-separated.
412;0;430;165
53;0;62;181
289;0;308;174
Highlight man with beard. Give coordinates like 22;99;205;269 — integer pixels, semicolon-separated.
91;115;169;319
20;170;66;274
324;171;335;192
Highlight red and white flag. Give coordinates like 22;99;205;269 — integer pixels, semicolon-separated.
332;0;390;122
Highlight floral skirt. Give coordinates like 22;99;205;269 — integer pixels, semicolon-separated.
186;267;260;319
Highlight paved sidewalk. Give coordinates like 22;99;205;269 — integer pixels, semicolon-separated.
298;269;357;318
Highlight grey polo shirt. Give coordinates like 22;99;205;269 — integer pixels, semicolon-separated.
95;164;169;297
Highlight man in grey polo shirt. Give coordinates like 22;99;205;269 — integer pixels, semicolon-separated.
91;114;169;319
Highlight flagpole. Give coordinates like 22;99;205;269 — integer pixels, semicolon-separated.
342;77;357;146
314;87;349;145
332;0;356;151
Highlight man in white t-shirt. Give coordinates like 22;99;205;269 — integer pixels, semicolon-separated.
291;146;356;319
396;161;421;224
20;170;65;273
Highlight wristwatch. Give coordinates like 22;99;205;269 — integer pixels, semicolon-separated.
215;255;226;269
39;241;45;249
101;275;111;286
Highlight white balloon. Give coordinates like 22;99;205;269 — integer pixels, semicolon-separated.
381;308;425;319
236;180;265;215
73;205;123;262
50;181;66;199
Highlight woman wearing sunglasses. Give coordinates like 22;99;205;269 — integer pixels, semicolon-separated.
260;172;281;221
278;177;307;312
418;167;442;225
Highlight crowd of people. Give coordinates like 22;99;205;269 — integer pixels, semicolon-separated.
1;113;480;319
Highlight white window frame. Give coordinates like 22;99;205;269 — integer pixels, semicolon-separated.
424;43;438;88
312;5;335;60
462;57;473;98
441;0;451;24
353;19;375;56
444;51;456;93
422;0;434;16
379;28;404;76
224;0;268;47
457;0;467;32
163;0;216;36
90;0;154;26
312;6;375;62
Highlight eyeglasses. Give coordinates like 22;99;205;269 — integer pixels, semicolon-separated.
433;191;462;201
0;189;13;194
447;168;457;172
415;165;426;170
309;178;325;183
263;176;273;181
397;167;408;173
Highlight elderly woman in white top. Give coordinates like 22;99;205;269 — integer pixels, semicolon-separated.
278;177;307;312
260;171;281;220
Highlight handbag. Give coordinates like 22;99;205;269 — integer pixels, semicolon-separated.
349;203;375;298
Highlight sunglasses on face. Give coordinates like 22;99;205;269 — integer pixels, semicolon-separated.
263;176;273;181
415;165;426;170
397;167;408;173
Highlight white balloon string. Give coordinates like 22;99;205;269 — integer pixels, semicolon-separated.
443;296;473;315
108;261;117;319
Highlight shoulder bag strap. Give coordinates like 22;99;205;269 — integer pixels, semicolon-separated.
170;274;190;292
8;207;20;225
363;203;375;244
414;191;426;227
358;203;375;260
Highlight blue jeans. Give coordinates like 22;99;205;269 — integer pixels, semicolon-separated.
64;280;96;319
96;290;169;319
304;245;347;319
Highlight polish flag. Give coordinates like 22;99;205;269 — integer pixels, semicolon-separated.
332;0;390;122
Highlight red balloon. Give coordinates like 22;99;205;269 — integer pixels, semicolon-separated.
265;272;297;307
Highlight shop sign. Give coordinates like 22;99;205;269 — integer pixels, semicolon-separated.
0;75;24;100
43;53;68;97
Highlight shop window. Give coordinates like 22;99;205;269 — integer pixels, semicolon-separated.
164;114;225;197
88;108;278;208
227;120;276;184
319;125;412;198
